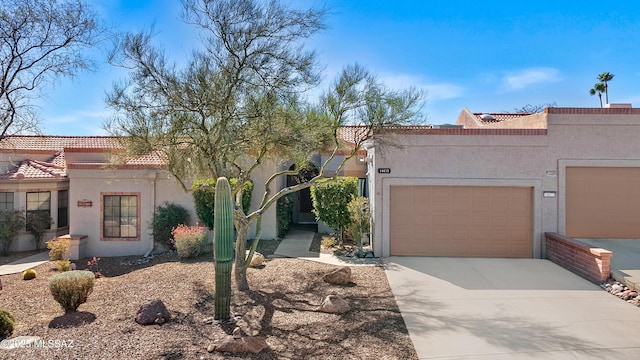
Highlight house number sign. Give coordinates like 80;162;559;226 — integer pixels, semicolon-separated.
377;168;391;174
77;199;93;208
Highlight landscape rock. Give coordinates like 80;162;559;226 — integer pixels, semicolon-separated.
207;335;269;354
323;266;351;285
319;294;350;314
135;299;170;325
246;251;265;267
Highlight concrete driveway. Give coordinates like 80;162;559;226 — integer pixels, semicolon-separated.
385;257;640;359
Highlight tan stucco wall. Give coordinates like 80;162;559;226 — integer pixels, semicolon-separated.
67;163;280;257
370;110;640;259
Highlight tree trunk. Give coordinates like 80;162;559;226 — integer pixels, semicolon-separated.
234;215;250;291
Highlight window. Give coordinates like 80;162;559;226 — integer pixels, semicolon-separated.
26;192;51;229
58;190;68;228
0;192;13;211
103;195;138;238
0;192;14;224
358;178;368;198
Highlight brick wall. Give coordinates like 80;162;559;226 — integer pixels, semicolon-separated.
545;232;612;284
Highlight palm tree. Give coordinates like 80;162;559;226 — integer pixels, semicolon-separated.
589;83;606;108
598;72;615;105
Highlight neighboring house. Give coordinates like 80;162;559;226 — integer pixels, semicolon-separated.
366;106;640;258
0;130;368;259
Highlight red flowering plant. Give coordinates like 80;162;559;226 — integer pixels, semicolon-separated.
171;224;207;259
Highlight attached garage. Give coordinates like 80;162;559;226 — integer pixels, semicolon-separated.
390;185;533;257
566;167;640;238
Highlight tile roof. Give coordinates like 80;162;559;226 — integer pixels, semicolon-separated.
0;152;67;179
0;135;121;152
473;113;532;125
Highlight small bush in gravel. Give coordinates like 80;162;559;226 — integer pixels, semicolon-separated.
49;270;95;313
0;309;14;338
57;260;72;272
46;237;71;261
172;224;207;259
22;268;37;280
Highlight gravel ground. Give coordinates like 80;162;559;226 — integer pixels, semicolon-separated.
0;241;416;359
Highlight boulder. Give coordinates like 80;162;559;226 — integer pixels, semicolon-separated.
207;335;269;354
319;294;350;314
246;251;265;267
323;266;351;285
135;299;170;325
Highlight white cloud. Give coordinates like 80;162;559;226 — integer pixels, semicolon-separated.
378;73;465;101
502;67;561;91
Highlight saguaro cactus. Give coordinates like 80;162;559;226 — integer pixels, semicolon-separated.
214;177;234;320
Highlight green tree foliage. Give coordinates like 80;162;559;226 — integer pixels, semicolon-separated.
598;71;615;104
0;0;103;139
26;212;52;250
0;210;25;255
589;83;606;108
106;0;422;291
276;194;294;238
192;179;253;229
311;177;358;242
150;202;190;249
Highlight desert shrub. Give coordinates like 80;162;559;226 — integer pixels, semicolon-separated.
46;237;71;261
276;194;294;238
192;178;253;229
0;210;26;255
172;224;207;259
311;177;358;242
49;270;95;313
26;211;53;250
22;268;36;280
0;309;14;338
57;260;72;272
321;235;337;248
347;196;371;242
150;202;190;249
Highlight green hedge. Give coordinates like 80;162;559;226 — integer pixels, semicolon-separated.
192;178;253;229
310;177;358;242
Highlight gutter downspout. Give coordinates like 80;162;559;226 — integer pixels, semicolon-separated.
145;171;158;257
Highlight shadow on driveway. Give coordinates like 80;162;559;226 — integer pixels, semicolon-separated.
385;257;640;359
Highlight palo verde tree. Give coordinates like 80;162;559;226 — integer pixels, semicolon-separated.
0;0;102;139
106;0;423;291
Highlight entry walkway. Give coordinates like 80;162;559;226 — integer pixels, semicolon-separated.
273;227;379;266
0;252;49;276
385;257;640;359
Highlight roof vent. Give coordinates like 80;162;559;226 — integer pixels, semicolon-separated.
480;114;494;121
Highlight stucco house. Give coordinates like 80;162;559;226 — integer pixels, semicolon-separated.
3;106;639;261
366;105;640;259
0;129;367;259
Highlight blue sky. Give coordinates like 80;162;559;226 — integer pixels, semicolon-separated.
35;0;640;135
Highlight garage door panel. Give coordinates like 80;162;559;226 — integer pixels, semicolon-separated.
390;185;532;258
567;167;640;238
